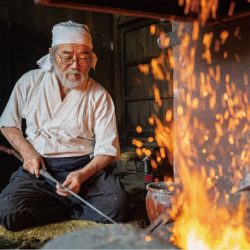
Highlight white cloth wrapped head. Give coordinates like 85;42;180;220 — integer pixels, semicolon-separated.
37;20;97;71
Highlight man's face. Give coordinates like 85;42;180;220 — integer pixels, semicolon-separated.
52;43;92;89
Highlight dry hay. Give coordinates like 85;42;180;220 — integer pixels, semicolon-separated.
0;219;100;243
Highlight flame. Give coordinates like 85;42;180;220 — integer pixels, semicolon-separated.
133;2;250;248
168;19;249;249
171;166;250;249
135;13;250;249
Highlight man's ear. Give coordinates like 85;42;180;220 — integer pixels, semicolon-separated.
49;47;52;54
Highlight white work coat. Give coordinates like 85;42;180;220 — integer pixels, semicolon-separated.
0;69;120;158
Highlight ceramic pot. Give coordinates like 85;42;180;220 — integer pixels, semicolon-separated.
145;181;175;223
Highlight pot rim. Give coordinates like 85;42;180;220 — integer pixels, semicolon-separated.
146;181;176;194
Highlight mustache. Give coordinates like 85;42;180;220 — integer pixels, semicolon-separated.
66;69;81;74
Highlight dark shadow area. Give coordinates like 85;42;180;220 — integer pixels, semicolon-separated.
0;133;21;192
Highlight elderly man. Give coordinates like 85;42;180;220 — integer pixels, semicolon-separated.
0;21;128;231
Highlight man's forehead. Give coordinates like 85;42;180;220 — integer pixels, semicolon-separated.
57;43;91;52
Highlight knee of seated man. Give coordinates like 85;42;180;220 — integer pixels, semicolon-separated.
0;213;19;231
0;198;26;231
0;203;22;231
0;208;36;231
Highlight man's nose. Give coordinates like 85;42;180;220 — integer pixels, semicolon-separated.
70;58;79;68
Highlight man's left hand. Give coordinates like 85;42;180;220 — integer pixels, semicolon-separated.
56;155;115;197
56;170;83;196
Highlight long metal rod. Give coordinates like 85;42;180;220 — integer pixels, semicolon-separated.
40;168;117;224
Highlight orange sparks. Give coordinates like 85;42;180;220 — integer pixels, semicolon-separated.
177;105;184;115
220;30;229;44
153;85;162;107
228;134;234;145
227;1;235;17
136;148;142;156
144;235;152;242
167;49;175;69
151;58;165;80
192;98;199;109
178;0;184;6
136;125;143;133
150;159;158;169
148;137;154;143
132;139;143;148
148;116;154;126
215;122;223;137
209;92;216;109
177;23;184;38
203;32;213;48
243;73;249;85
234;53;240;62
160;147;166;158
149;24;156;35
234;26;240;38
192;21;200;41
165;109;173;122
138;64;149;75
225;74;230;84
142;148;152;156
215;65;220;83
159;31;170;48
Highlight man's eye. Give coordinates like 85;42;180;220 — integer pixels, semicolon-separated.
62;56;72;60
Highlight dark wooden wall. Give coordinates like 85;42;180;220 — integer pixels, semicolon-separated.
113;17;173;147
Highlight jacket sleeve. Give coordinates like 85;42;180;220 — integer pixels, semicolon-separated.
93;92;120;158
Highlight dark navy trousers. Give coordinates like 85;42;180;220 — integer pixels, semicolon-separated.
0;155;128;231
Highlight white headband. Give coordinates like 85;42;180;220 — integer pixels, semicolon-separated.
51;21;93;49
37;20;97;71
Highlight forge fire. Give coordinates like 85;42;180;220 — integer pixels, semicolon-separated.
135;1;250;249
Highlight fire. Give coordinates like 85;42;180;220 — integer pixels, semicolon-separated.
171;168;250;249
134;1;250;248
165;17;249;248
134;4;250;248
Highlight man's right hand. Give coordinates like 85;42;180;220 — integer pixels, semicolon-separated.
1;127;46;178
23;154;46;178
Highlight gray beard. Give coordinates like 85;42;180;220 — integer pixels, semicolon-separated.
53;64;87;90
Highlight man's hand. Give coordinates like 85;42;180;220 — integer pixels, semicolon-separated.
23;154;46;178
1;127;47;178
56;155;116;197
56;170;83;196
